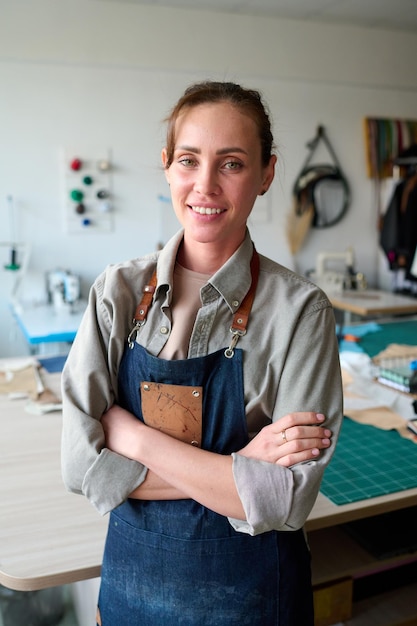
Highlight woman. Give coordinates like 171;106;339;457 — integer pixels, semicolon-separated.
61;81;343;625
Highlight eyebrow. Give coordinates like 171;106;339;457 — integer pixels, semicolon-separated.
176;145;248;156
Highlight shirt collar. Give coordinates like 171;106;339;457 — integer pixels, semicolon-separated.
155;228;255;312
209;230;254;312
155;229;184;297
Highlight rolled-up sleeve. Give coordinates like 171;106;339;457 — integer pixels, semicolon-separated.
228;302;343;535
61;273;148;515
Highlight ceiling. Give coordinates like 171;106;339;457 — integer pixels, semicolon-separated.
95;0;417;33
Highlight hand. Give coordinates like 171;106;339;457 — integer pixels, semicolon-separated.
238;412;331;467
101;404;144;460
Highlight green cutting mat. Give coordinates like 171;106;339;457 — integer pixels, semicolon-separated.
357;319;417;358
321;319;417;505
320;417;417;505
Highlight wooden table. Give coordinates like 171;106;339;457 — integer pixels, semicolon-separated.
0;359;416;592
306;486;417;533
0;361;107;592
330;289;417;324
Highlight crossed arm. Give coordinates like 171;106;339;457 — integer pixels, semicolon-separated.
102;406;331;521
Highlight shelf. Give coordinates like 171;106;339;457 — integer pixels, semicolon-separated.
309;525;417;586
346;579;417;626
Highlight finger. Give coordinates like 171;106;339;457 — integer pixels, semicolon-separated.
283;426;332;442
275;412;326;433
276;448;322;467
280;436;331;454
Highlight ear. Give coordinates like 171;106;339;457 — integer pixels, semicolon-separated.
161;148;170;184
259;154;277;196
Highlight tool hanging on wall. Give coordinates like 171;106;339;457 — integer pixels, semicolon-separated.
4;195;20;270
287;125;350;255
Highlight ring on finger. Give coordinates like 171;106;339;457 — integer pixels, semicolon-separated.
281;429;287;443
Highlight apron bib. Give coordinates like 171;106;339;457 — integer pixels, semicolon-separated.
98;253;313;625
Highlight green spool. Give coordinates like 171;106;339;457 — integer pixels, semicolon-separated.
70;189;84;202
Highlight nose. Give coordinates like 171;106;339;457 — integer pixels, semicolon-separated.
194;164;220;195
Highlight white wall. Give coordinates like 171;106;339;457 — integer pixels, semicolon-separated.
1;0;417;356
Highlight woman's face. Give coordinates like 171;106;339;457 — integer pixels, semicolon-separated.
162;102;276;259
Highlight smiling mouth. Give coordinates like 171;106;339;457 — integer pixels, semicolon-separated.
190;206;225;215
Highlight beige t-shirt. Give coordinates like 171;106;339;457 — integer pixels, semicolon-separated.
159;263;210;360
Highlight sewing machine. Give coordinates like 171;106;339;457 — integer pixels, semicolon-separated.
311;248;366;293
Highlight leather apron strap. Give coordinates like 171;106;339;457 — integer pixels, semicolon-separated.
127;247;260;355
225;247;260;358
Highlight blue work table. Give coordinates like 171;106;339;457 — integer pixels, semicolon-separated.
11;300;86;352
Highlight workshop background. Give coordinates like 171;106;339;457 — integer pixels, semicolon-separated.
1;0;417;356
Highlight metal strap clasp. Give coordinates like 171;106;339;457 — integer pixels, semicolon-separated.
127;271;157;348
224;328;246;359
223;248;259;358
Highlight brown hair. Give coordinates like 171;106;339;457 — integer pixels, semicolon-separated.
164;81;275;168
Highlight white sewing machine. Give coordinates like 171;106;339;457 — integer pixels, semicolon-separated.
311;248;366;293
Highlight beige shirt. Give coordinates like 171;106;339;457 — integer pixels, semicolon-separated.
159;264;210;360
61;229;343;535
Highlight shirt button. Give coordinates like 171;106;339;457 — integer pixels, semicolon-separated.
160;326;169;334
232;300;239;308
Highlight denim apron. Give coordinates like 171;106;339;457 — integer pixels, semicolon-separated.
97;256;314;626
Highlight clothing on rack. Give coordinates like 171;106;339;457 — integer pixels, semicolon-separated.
380;168;417;283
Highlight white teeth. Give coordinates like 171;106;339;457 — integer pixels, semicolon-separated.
191;206;223;215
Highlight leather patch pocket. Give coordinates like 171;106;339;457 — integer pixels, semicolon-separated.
140;382;202;447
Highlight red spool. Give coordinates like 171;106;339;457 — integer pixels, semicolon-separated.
70;158;82;171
